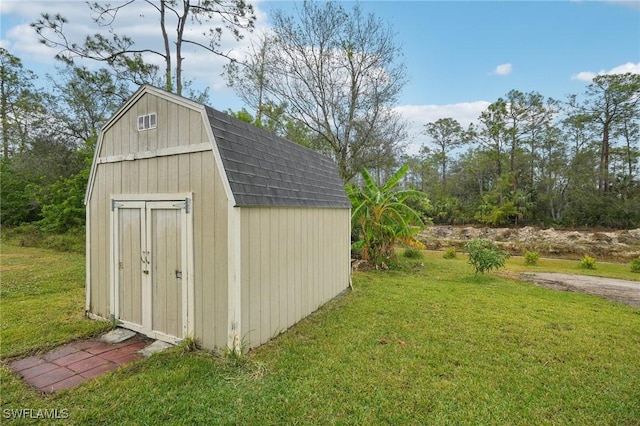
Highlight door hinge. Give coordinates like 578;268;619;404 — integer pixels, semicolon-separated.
175;270;182;279
111;200;124;211
172;198;191;213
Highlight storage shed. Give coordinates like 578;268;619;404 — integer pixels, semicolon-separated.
85;85;351;351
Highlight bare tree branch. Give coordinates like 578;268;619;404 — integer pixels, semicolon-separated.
32;0;255;96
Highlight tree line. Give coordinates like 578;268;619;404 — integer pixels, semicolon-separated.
2;0;255;233
1;0;639;235
401;75;640;229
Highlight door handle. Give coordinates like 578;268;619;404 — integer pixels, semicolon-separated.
142;251;150;276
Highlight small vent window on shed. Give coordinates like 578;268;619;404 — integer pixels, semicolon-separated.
137;113;157;131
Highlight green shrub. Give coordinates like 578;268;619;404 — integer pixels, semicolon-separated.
40;230;85;253
2;224;41;247
465;238;510;275
579;255;597;270
351;241;364;259
346;165;427;269
443;247;457;259
524;250;539;266
1;225;85;253
630;257;640;273
403;247;424;259
36;167;88;233
0;159;42;226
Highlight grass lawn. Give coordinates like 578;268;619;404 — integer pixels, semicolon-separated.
1;244;639;424
501;251;640;281
0;245;110;359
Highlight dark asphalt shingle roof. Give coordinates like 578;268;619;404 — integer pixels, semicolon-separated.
206;107;351;208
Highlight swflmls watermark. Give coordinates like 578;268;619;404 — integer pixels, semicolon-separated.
3;408;69;420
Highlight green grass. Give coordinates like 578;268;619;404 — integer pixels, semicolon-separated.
0;245;110;358
2;245;640;424
500;251;640;281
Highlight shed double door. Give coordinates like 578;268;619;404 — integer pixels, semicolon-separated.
112;200;191;343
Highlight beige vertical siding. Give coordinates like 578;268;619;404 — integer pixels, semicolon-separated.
87;92;229;350
90;90;350;352
240;207;351;349
98;93;206;159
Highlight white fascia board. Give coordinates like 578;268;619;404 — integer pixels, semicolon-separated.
85;205;91;311
227;202;242;352
197;105;242;350
110;193;193;202
85;85;146;205
84;130;104;205
96;143;211;164
201;108;236;207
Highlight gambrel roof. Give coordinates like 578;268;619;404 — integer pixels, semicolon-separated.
86;85;350;209
206;107;350;208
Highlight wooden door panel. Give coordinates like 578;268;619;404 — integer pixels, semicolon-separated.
112;197;191;343
149;205;183;338
117;207;143;326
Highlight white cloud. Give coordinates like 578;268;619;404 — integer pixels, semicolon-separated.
609;62;640;74
0;0;270;105
491;63;512;76
571;62;640;81
607;0;640;10
394;101;490;155
5;23;61;64
572;0;640;8
571;71;597;82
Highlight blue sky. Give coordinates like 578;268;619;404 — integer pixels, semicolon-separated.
1;0;639;150
360;1;639;104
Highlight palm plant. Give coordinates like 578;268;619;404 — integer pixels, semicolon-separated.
347;164;428;267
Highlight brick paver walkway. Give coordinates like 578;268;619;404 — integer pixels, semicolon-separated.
9;335;151;392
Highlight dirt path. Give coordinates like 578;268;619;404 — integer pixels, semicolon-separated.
522;273;640;308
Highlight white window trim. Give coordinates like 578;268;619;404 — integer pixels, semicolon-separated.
137;113;157;131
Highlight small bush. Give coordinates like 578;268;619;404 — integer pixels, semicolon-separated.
351;242;363;259
579;255;597;270
443;247;457;259
2;224;43;247
465;238;510;275
524;250;539;266
1;225;85;253
630;257;640;273
176;336;199;353
403;247;424;259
